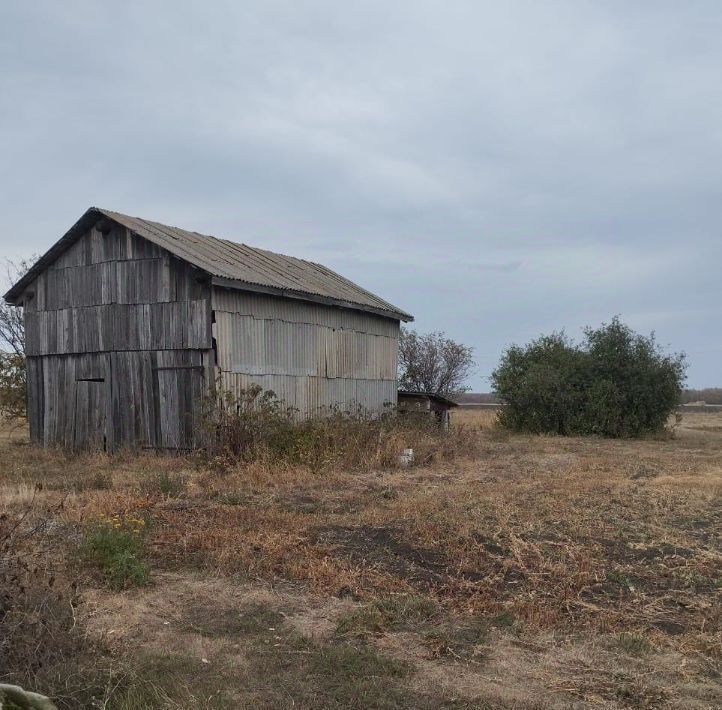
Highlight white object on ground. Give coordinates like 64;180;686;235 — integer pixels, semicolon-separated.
399;448;414;466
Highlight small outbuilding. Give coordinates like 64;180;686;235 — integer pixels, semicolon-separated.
397;390;458;429
4;207;413;451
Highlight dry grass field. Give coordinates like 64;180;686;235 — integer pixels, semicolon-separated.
1;409;720;709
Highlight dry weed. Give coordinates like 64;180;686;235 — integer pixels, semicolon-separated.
1;410;720;708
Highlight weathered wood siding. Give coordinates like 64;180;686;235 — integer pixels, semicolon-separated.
25;301;210;355
23;224;213;450
211;288;399;417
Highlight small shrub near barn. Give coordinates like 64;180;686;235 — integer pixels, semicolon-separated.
492;317;686;437
201;384;475;471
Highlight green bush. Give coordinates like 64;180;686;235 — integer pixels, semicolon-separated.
81;515;149;590
0;352;26;420
492;318;686;438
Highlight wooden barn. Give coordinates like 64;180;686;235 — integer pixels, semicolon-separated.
4;207;413;451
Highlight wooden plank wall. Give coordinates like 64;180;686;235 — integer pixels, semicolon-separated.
26;352;111;449
25;301;210;355
109;349;207;450
23;223;213;451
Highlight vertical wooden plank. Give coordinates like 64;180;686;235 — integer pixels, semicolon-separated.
42;356;52;446
150;351;161;448
160;253;172;302
73;379;88;449
103;353;114;453
26;357;44;444
72;379;107;451
24;312;36;356
140;351;156;448
64;356;75;448
111;351;136;450
109;352;123;450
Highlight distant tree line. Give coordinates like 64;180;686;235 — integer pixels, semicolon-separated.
681;388;722;405
454;392;499;404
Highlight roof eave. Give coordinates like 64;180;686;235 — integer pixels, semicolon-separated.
398;390;459;407
211;276;413;322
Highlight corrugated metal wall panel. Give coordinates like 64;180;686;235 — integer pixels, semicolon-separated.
212;287;398;337
217;372;397;419
212;287;400;417
212;312;397;381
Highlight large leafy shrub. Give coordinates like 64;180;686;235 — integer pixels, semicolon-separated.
492;318;686;437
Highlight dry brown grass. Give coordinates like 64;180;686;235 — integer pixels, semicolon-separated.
1;410;720;708
451;406;501;429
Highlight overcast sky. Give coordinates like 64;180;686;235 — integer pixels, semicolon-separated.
1;1;720;389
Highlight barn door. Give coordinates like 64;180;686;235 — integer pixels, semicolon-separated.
153;352;205;450
69;353;110;451
74;380;108;451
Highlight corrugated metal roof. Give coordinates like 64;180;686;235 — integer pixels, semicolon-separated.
4;207;413;321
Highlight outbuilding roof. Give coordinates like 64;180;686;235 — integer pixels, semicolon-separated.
397;390;459;408
4;207;413;321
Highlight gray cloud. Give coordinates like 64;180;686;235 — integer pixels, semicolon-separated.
1;0;720;387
